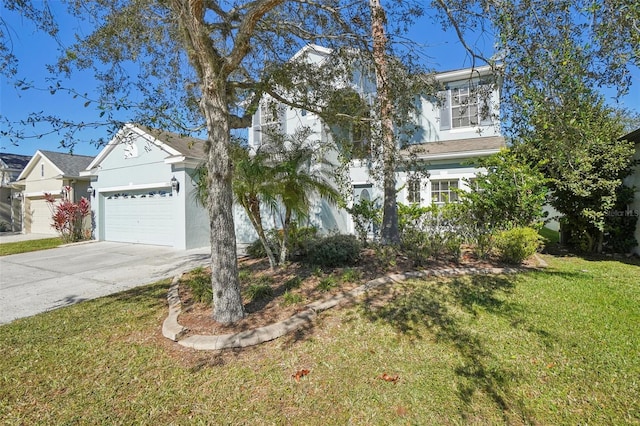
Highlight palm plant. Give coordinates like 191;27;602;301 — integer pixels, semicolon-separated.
269;130;342;264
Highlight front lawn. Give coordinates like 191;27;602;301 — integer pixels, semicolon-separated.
0;237;63;256
0;255;638;424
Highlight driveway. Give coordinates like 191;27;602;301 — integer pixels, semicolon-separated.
0;241;210;325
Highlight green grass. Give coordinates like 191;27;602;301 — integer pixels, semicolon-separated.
539;226;560;245
1;255;638;424
0;237;63;256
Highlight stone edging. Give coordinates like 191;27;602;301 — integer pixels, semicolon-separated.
163;255;546;351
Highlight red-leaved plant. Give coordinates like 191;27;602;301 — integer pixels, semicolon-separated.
44;193;91;243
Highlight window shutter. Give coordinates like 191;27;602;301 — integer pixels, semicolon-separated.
439;90;451;131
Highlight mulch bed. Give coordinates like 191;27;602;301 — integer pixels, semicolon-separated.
176;247;519;337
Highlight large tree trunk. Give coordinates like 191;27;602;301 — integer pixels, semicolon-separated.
202;86;245;324
172;0;245;323
370;0;400;245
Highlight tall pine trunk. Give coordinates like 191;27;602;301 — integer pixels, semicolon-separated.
370;0;400;245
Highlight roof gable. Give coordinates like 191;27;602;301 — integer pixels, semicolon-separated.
17;150;93;181
85;123;206;172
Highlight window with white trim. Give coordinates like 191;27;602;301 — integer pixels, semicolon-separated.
407;177;421;204
431;180;459;204
253;98;286;147
439;83;492;130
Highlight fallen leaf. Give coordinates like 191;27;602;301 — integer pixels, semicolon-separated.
379;373;399;383
292;369;310;382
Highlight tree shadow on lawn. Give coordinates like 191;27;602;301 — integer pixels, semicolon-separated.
360;273;539;424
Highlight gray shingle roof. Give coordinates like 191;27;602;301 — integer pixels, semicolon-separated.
39;150;94;177
0;153;31;170
401;136;505;159
137;126;207;160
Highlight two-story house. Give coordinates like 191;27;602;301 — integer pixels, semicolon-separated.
238;45;504;243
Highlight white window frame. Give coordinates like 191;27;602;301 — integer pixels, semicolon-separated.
430;179;459;204
407;177;421;204
439;83;492;130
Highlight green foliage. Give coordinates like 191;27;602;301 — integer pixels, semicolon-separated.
305;234;362;267
186;268;212;304
602;185;639;253
397;203;463;264
284;276;303;290
316;276;338;292
459;149;548;232
340;268;362;283
347;197;382;245
285;225;319;260
238;268;252;283
494;227;541;265
244;284;273;302
281;291;303;306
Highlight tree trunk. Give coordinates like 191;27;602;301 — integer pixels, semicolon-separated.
370;0;400;245
247;198;278;269
202;88;245;324
279;208;292;265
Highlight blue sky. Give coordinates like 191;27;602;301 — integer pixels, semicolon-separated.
1;3;638;157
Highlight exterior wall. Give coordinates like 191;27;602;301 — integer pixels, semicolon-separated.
22;159;64;235
89;132;209;249
623;145;640;255
178;166;210;250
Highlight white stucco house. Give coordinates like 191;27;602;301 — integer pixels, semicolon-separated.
13;150;93;235
81;124;209;249
242;45;504;241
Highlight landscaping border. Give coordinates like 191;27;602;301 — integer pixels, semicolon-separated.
163;255;546;350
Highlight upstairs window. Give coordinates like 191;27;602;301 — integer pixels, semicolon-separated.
439;83;492;130
252;99;286;147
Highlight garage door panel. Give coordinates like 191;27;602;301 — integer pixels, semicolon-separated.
104;194;175;246
28;198;58;235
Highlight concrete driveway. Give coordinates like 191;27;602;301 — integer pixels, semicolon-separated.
0;241;210;325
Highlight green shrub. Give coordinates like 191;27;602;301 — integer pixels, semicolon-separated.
282;291;303;306
284;276;303;290
244;284;273;302
186;268;212;304
494;227;541;264
305;234;362;267
246;235;279;259
317;276;338;292
286;225;319;259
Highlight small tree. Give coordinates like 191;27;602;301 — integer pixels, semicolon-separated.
457;149;548;257
44;192;91;243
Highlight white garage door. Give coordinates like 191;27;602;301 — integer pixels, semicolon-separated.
103;192;176;246
27;198;58;235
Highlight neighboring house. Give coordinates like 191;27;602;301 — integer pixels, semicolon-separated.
81;124;209;249
621;127;640;255
14;150;93;235
244;45;504;240
0;153;31;232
